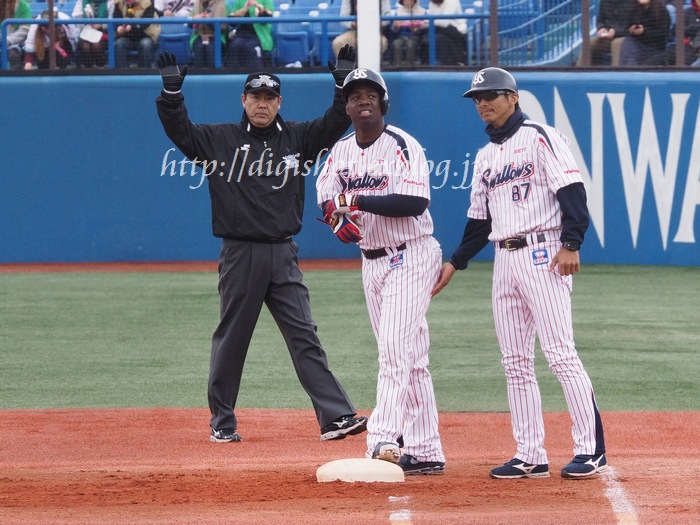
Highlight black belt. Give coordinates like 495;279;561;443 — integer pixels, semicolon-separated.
362;242;407;260
497;233;546;251
224;236;292;244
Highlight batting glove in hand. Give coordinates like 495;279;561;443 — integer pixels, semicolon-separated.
157;51;187;93
334;214;363;244
328;44;357;88
323;194;359;222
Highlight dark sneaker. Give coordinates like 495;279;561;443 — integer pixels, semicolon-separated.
372;442;401;464
489;458;550;479
320;415;368;441
210;428;242;443
561;454;608;478
398;454;445;475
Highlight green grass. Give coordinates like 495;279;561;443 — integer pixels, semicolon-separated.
1;263;698;412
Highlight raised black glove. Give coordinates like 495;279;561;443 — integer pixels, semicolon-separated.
328;44;357;88
157;51;187;93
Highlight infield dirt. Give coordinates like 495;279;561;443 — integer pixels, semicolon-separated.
1;409;698;525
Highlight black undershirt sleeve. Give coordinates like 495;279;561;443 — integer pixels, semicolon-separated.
356;194;429;217
449;216;492;270
556;183;589;244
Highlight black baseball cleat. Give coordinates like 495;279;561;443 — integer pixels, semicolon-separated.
489;458;550;479
398;454;445;475
561;453;608;479
210;428;242;443
320;415;368;441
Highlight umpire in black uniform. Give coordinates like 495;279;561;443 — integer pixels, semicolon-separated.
155;46;368;443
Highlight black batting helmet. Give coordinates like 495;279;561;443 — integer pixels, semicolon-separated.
342;68;390;116
462;67;518;98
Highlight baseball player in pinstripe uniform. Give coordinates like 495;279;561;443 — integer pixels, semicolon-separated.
316;68;445;475
432;67;608;479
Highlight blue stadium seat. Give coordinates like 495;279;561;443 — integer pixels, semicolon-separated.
273;4;313;65
157;22;193;66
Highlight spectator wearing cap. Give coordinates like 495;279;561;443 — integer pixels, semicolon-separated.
155;47;369;444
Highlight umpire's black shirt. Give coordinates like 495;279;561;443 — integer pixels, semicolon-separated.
156;88;351;241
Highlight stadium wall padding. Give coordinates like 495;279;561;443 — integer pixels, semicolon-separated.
1;71;698;265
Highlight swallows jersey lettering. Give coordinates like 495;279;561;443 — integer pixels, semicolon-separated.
481;162;534;191
338;168;389;192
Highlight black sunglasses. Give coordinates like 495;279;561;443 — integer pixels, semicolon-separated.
472;90;512;104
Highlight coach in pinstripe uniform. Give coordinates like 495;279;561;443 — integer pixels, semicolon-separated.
433;67;608;480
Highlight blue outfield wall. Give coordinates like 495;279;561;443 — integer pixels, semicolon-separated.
1;71;699;265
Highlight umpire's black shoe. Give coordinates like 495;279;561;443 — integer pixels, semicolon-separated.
398;454;445;475
489;458;549;479
210;428;242;443
320;415;368;441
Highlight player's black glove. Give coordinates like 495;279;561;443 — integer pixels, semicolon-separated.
157;51;188;93
328;44;357;88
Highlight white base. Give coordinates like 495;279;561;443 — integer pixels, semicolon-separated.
316;458;405;483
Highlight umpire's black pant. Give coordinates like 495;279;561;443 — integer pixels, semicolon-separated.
208;238;356;432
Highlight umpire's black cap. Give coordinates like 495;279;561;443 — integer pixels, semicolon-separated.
463;67;518;98
243;73;281;96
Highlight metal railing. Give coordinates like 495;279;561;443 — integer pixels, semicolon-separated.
1;5;591;71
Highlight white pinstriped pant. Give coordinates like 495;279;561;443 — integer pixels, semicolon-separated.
363;236;445;463
493;237;603;465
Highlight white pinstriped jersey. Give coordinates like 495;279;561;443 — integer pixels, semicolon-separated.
468;120;584;241
316;125;434;250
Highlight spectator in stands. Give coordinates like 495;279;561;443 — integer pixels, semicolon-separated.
23;8;78;69
189;0;227;68
619;0;670;65
154;0;194;17
113;0;160;68
72;0;111;68
577;0;636;66
153;0;194;18
4;0;30;68
391;0;427;66
225;0;274;69
420;0;466;66
4;0;32;70
0;0;32;69
665;0;700;65
331;0;390;60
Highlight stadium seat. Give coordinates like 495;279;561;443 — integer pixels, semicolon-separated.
157;22;193;66
273;5;313;66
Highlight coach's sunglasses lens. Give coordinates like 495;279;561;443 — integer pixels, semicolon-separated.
473;90;508;104
246;78;279;89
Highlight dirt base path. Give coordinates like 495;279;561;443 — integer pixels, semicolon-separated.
1;409;698;525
